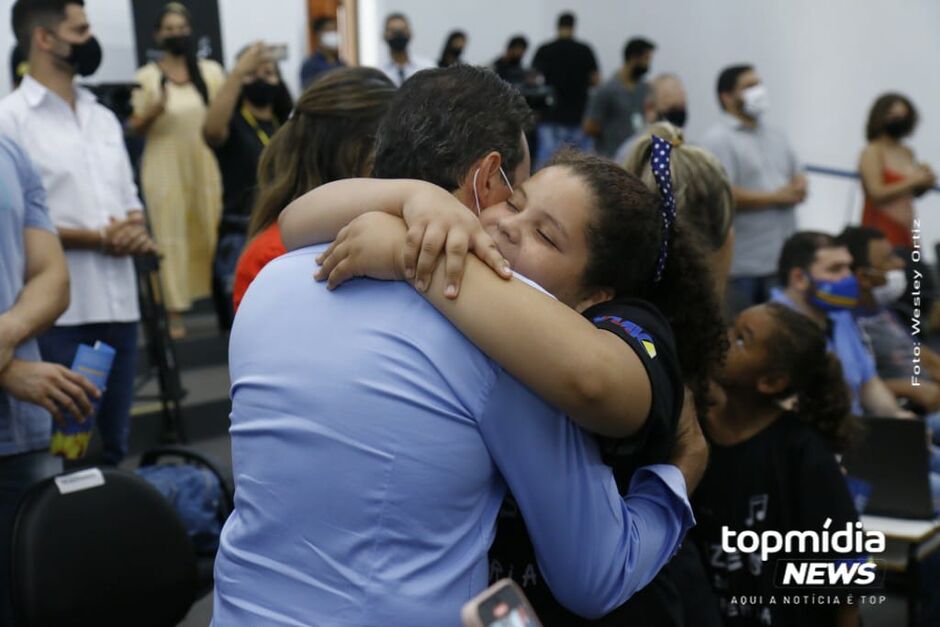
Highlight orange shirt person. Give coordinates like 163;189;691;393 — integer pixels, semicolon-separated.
232;67;395;312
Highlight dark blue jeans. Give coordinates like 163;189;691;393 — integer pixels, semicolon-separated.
37;322;139;465
727;274;778;316
0;449;62;624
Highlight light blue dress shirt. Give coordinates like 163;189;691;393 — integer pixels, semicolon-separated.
771;289;876;416
0;135;55;455
212;245;694;626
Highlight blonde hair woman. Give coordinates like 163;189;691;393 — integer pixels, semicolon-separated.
624;121;735;300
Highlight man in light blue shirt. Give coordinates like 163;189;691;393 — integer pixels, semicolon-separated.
0;134;96;623
213;67;699;626
772;231;908;418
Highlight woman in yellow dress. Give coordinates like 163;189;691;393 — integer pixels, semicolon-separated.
129;2;224;338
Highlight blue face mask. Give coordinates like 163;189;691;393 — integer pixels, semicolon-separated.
809;274;860;312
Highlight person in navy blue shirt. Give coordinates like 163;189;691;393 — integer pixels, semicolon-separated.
299;16;344;88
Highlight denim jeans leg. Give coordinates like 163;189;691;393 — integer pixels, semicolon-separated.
535;123;560;169
38;323;139;465
96;322;139;466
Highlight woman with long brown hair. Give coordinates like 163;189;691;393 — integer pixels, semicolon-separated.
232;66;395;311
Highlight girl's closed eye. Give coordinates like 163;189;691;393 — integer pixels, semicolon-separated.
538;230;558;249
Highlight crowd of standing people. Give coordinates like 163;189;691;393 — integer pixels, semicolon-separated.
1;1;938;626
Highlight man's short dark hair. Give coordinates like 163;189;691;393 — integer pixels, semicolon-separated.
557;12;575;29
716;64;753;106
12;0;83;54
777;231;838;285
836;226;887;271
385;12;408;28
508;35;528;50
372;65;532;191
311;16;336;34
623;37;655;62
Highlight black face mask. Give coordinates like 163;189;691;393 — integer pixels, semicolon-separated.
630;65;649;80
883;117;914;139
54;34;102;77
387;32;410;53
447;46;463;60
243;79;278;107
161;35;191;56
659;107;688;128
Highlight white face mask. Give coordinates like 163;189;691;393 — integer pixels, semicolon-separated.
741;84;769;118
320;31;340;50
872;269;907;306
472;166;514;216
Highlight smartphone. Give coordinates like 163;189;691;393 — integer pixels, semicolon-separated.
267;43;288;62
461;579;542;627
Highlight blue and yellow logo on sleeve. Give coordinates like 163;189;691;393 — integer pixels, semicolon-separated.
592;315;657;358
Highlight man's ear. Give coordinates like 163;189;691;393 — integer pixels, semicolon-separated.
574;287;615;314
789;267;811;292
719;91;735;113
32;26;57;55
756;372;790;396
475;150;507;208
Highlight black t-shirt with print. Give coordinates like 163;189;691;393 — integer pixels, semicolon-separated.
488;298;691;626
691;413;861;627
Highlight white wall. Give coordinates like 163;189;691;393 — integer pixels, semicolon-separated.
2;1;938;257
359;0;940;259
0;0;309;96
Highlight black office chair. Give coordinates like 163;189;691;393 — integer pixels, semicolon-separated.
11;467;199;627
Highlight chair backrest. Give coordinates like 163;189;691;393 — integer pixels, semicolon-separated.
842;416;934;519
11;467;198;627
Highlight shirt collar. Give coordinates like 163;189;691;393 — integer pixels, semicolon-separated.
20;74;95;109
720;111;747;130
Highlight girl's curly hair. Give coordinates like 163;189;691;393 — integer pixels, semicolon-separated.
548;149;728;419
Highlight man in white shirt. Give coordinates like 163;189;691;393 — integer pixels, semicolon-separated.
0;0;156;465
379;12;433;87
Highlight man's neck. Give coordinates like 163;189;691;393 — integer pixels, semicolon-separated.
245;101;273;121
391;50;409;65
317;47;337;62
619;66;638;88
730;108;758;129
784;286;828;327
28;62;76;109
708;391;781;446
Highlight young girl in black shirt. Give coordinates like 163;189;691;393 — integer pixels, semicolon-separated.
693;303;862;627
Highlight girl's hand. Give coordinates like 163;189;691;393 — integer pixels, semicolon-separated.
315;212;409;289
400;186;511;298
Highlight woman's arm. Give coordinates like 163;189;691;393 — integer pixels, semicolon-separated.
203;43;267;147
279;178;427;250
280;178;509;290
858;144;924;204
317;212;653;438
426;255;652;438
127;69;166;137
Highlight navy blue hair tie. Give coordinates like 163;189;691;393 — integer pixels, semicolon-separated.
650;135;678;283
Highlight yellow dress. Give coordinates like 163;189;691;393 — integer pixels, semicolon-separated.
133;60;224;312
